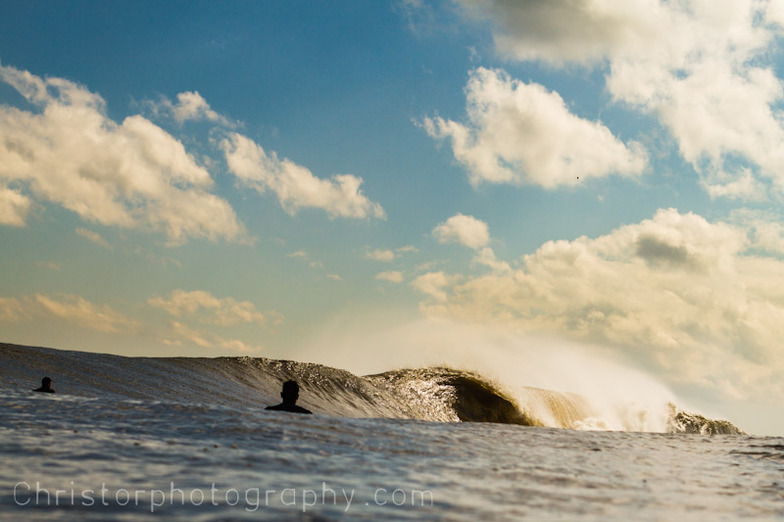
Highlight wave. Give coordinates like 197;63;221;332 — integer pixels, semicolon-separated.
0;342;744;434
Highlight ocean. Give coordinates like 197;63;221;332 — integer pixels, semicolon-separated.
1;343;782;520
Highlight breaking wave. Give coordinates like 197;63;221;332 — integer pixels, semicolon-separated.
0;343;743;434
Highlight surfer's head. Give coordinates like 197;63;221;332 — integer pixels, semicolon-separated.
42;377;52;387
281;380;299;405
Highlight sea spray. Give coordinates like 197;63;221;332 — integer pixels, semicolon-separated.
294;317;684;432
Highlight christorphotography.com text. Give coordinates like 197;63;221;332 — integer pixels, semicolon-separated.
12;481;435;513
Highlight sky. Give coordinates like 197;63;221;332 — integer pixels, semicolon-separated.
2;0;784;435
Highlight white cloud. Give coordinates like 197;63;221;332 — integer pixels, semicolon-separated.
457;0;784;200
160;321;259;353
366;245;417;261
0;296;28;321
222;133;385;219
366;248;396;261
286;250;323;269
0;184;31;226
433;214;511;273
396;245;418;254
729;208;784;255
0;64;245;243
433;213;490;249
411;271;463;303
148;289;271;327
376;270;404;283
162;91;231;126
75;228;112;249
0;293;138;333
414;208;784;401
472;246;511;273
423;68;647;188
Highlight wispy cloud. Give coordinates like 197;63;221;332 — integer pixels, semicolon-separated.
76;228;112;249
376;270;404;283
287;250;324;269
35;261;61;271
148;289;273;327
149;91;234;126
0;293;138;333
366;249;396;262
160;321;260;353
365;245;418;261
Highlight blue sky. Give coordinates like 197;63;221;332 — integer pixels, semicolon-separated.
2;1;784;434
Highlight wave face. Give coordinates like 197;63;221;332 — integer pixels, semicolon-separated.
0;343;744;434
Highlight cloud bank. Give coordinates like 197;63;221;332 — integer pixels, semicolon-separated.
0;293;138;333
415;208;784;401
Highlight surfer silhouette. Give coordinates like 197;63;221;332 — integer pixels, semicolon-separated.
265;380;312;414
33;376;55;393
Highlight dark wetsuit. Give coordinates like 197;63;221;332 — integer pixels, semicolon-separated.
33;386;55;393
265;403;312;414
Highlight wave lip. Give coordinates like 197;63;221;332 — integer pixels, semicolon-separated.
367;367;540;425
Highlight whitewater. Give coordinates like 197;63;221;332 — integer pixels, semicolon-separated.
1;342;782;520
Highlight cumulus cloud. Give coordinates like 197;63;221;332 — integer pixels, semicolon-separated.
413;208;784;400
0;293;138;333
472;246;511;273
456;0;784;199
0;64;245;243
433;213;511;273
148;289;273;327
423;68;647;187
411;271;463;303
433;213;490;249
222;133;385;219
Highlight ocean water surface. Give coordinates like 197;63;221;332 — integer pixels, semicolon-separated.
1;344;782;520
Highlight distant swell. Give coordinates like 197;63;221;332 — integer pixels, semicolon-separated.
0;343;744;434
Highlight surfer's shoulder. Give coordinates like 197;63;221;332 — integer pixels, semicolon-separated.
265;403;312;414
